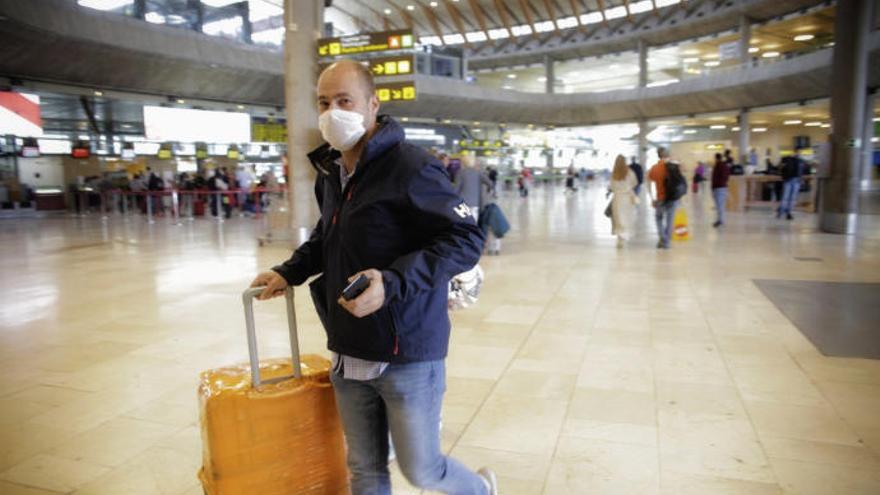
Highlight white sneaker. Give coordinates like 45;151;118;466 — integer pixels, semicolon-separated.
477;467;499;495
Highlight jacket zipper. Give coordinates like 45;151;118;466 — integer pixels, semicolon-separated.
331;163;399;356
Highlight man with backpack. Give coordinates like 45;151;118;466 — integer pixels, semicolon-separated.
648;147;687;249
778;150;804;220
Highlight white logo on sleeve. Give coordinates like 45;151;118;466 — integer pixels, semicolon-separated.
453;202;471;219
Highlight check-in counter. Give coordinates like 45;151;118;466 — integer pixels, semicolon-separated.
34;187;66;210
727;175;817;213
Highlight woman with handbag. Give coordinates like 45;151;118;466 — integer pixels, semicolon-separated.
608;154;639;247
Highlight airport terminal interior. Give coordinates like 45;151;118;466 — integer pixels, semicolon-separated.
1;0;879;494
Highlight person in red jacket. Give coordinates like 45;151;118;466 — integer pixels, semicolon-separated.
711;152;731;227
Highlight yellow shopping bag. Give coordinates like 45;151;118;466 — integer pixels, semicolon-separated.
672;208;690;241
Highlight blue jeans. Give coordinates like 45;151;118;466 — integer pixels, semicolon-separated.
330;360;486;495
654;200;678;246
712;187;728;224
779;178;800;215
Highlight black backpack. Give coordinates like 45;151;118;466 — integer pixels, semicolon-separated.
664;162;688;202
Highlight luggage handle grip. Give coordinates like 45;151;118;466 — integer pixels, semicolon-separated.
242;286;302;387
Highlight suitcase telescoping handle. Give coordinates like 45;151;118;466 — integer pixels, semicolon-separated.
242;286;302;387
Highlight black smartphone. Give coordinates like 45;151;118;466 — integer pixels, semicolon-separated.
342;274;370;301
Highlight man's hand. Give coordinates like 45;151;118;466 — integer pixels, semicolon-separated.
250;271;288;300
338;269;385;318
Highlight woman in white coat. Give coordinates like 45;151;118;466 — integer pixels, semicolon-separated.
609;154;638;247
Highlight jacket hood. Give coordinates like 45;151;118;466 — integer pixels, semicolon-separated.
307;114;405;176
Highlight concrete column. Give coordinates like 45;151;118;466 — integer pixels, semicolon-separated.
862;89;877;187
544;55;554;94
638;119;648;168
187;0;204;32
461;53;468;80
239;1;252;43
283;0;322;231
132;0;146;20
638;39;648;88
738;109;749;166
820;0;873;234
739;15;751;64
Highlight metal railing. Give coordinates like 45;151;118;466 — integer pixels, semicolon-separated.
68;186;287;224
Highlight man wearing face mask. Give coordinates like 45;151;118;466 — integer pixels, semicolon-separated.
249;60;496;494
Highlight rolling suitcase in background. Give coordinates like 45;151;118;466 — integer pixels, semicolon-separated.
198;287;349;494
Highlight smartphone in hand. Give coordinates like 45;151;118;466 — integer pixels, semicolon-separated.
342;274;370;301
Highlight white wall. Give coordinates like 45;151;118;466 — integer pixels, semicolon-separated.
17;156;65;187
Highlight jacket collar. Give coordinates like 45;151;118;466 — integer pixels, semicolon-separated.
307;115;405;177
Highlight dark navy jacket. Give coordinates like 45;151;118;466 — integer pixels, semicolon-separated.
273;116;484;363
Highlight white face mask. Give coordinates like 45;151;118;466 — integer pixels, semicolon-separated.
318;108;366;152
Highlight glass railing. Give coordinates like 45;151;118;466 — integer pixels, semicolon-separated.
73;0;284;50
469;41;838;96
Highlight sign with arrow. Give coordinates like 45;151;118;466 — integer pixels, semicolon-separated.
375;82;417;103
318;29;413;58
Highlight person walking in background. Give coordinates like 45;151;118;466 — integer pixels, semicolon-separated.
648;147;685;249
711;152;731;228
453;153;492;222
486;166;498;198
628;156;644;195
564;165;578;193
609;155;638;247
692;161;707;194
517;168;530;197
778;150;803;220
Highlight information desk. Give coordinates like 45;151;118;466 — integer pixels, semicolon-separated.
727;175;817;213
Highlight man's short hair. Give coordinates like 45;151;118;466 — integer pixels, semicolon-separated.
324;60;376;99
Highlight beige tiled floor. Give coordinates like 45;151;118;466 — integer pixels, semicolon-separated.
1;184;880;494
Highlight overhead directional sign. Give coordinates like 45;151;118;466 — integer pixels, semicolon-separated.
369;55;414;77
318;29;414;57
376;82;416;103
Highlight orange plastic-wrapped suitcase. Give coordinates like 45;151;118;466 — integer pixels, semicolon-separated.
198;287;349;494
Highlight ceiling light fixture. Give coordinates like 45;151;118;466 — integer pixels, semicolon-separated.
762;51;780;58
430;1;438;7
384;8;391;15
804;121;822;127
820;123;831;128
406;5;415;11
683;57;700;63
710;125;726;130
784;120;802;125
683;129;697;134
748;47;759;53
94;90;103;96
731;126;741;131
793;34;815;42
177;99;186;104
704;61;721;67
752;127;768;132
507;74;517;79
